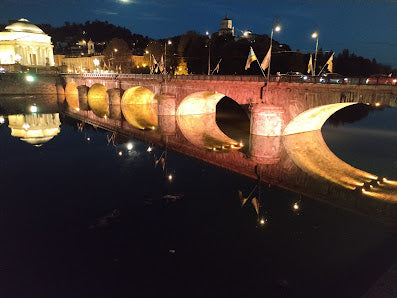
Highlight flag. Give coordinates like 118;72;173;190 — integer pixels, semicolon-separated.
260;46;272;71
326;53;334;73
251;197;259;215
213;59;221;73
245;46;257;70
307;54;313;74
152;55;158;67
159;55;164;73
238;190;248;207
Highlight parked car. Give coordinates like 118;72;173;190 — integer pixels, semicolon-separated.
280;71;305;82
366;74;397;85
319;73;349;84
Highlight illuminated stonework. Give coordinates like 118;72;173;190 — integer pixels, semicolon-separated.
0;18;54;66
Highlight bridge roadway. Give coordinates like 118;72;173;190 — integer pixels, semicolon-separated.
65;105;397;227
62;73;397;137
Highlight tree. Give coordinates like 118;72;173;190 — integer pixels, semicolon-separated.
103;38;132;73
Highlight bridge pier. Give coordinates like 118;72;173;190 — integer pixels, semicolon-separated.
77;85;89;111
250;104;284;136
157;94;176;135
249;135;281;164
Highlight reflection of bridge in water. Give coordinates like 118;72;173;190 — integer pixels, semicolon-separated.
64;102;397;227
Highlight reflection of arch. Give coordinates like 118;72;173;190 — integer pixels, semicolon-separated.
177;92;244;151
177;113;243;152
283;130;397;203
121;87;157;130
65;82;79;110
177;91;226;115
88;83;109;118
284;130;377;190
283;103;356;135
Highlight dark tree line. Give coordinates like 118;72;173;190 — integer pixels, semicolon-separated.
38;20;150;55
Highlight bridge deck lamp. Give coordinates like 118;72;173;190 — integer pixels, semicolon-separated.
164;40;172;74
265;22;281;100
312;32;319;76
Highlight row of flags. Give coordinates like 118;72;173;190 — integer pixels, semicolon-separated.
150;55;222;75
246;46;334;75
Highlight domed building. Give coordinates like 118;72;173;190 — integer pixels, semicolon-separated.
0;18;54;66
8;113;61;147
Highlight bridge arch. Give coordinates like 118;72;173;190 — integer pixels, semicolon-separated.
65;81;79;110
88;83;109;118
283;102;357;135
176;91;244;151
176;91;226;115
121;86;157;130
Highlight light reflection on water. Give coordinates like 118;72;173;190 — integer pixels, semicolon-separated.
0;97;396;298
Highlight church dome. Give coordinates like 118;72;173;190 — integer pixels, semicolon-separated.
5;18;44;34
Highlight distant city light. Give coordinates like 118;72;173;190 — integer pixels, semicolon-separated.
126;142;133;150
0;116;4;124
30;105;37;113
87;137;90;141
293;202;300;210
259;218;266;225
118;151;123;156
25;75;34;82
147;146;152;152
168;174;173;181
22;123;30;130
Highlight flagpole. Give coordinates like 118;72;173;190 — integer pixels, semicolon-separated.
265;22;281;102
256;59;266;78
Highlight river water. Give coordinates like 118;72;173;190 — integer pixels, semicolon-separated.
0;96;396;298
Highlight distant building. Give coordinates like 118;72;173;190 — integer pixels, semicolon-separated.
218;15;234;36
0;18;54;66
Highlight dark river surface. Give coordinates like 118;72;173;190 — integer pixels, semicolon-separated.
0;96;396;298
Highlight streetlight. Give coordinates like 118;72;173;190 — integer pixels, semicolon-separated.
164;40;172;74
266;23;281;95
206;31;211;75
145;50;151;70
312;32;319;76
111;48;118;72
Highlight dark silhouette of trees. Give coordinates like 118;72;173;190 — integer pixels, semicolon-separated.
103;38;132;73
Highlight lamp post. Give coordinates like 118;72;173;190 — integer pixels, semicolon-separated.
111;48;118;72
145;50;152;73
164;40;172;74
312;32;319;76
266;23;281;94
206;31;211;75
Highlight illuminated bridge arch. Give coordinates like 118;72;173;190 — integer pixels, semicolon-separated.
121;86;157;130
177;91;244;151
65;81;79;110
88;83;109;118
283;102;357;136
177;91;227;116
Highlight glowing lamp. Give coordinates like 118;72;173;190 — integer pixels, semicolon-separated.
25;75;34;82
30;105;38;113
126;142;133;150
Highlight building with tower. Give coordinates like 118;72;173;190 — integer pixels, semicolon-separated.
218;15;234;36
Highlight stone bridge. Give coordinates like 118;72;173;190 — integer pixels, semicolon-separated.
62;73;397;137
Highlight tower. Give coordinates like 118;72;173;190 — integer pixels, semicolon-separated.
218;14;234;36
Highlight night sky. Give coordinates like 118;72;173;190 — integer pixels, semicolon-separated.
1;0;397;67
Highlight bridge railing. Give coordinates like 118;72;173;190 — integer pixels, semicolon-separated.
62;73;395;86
